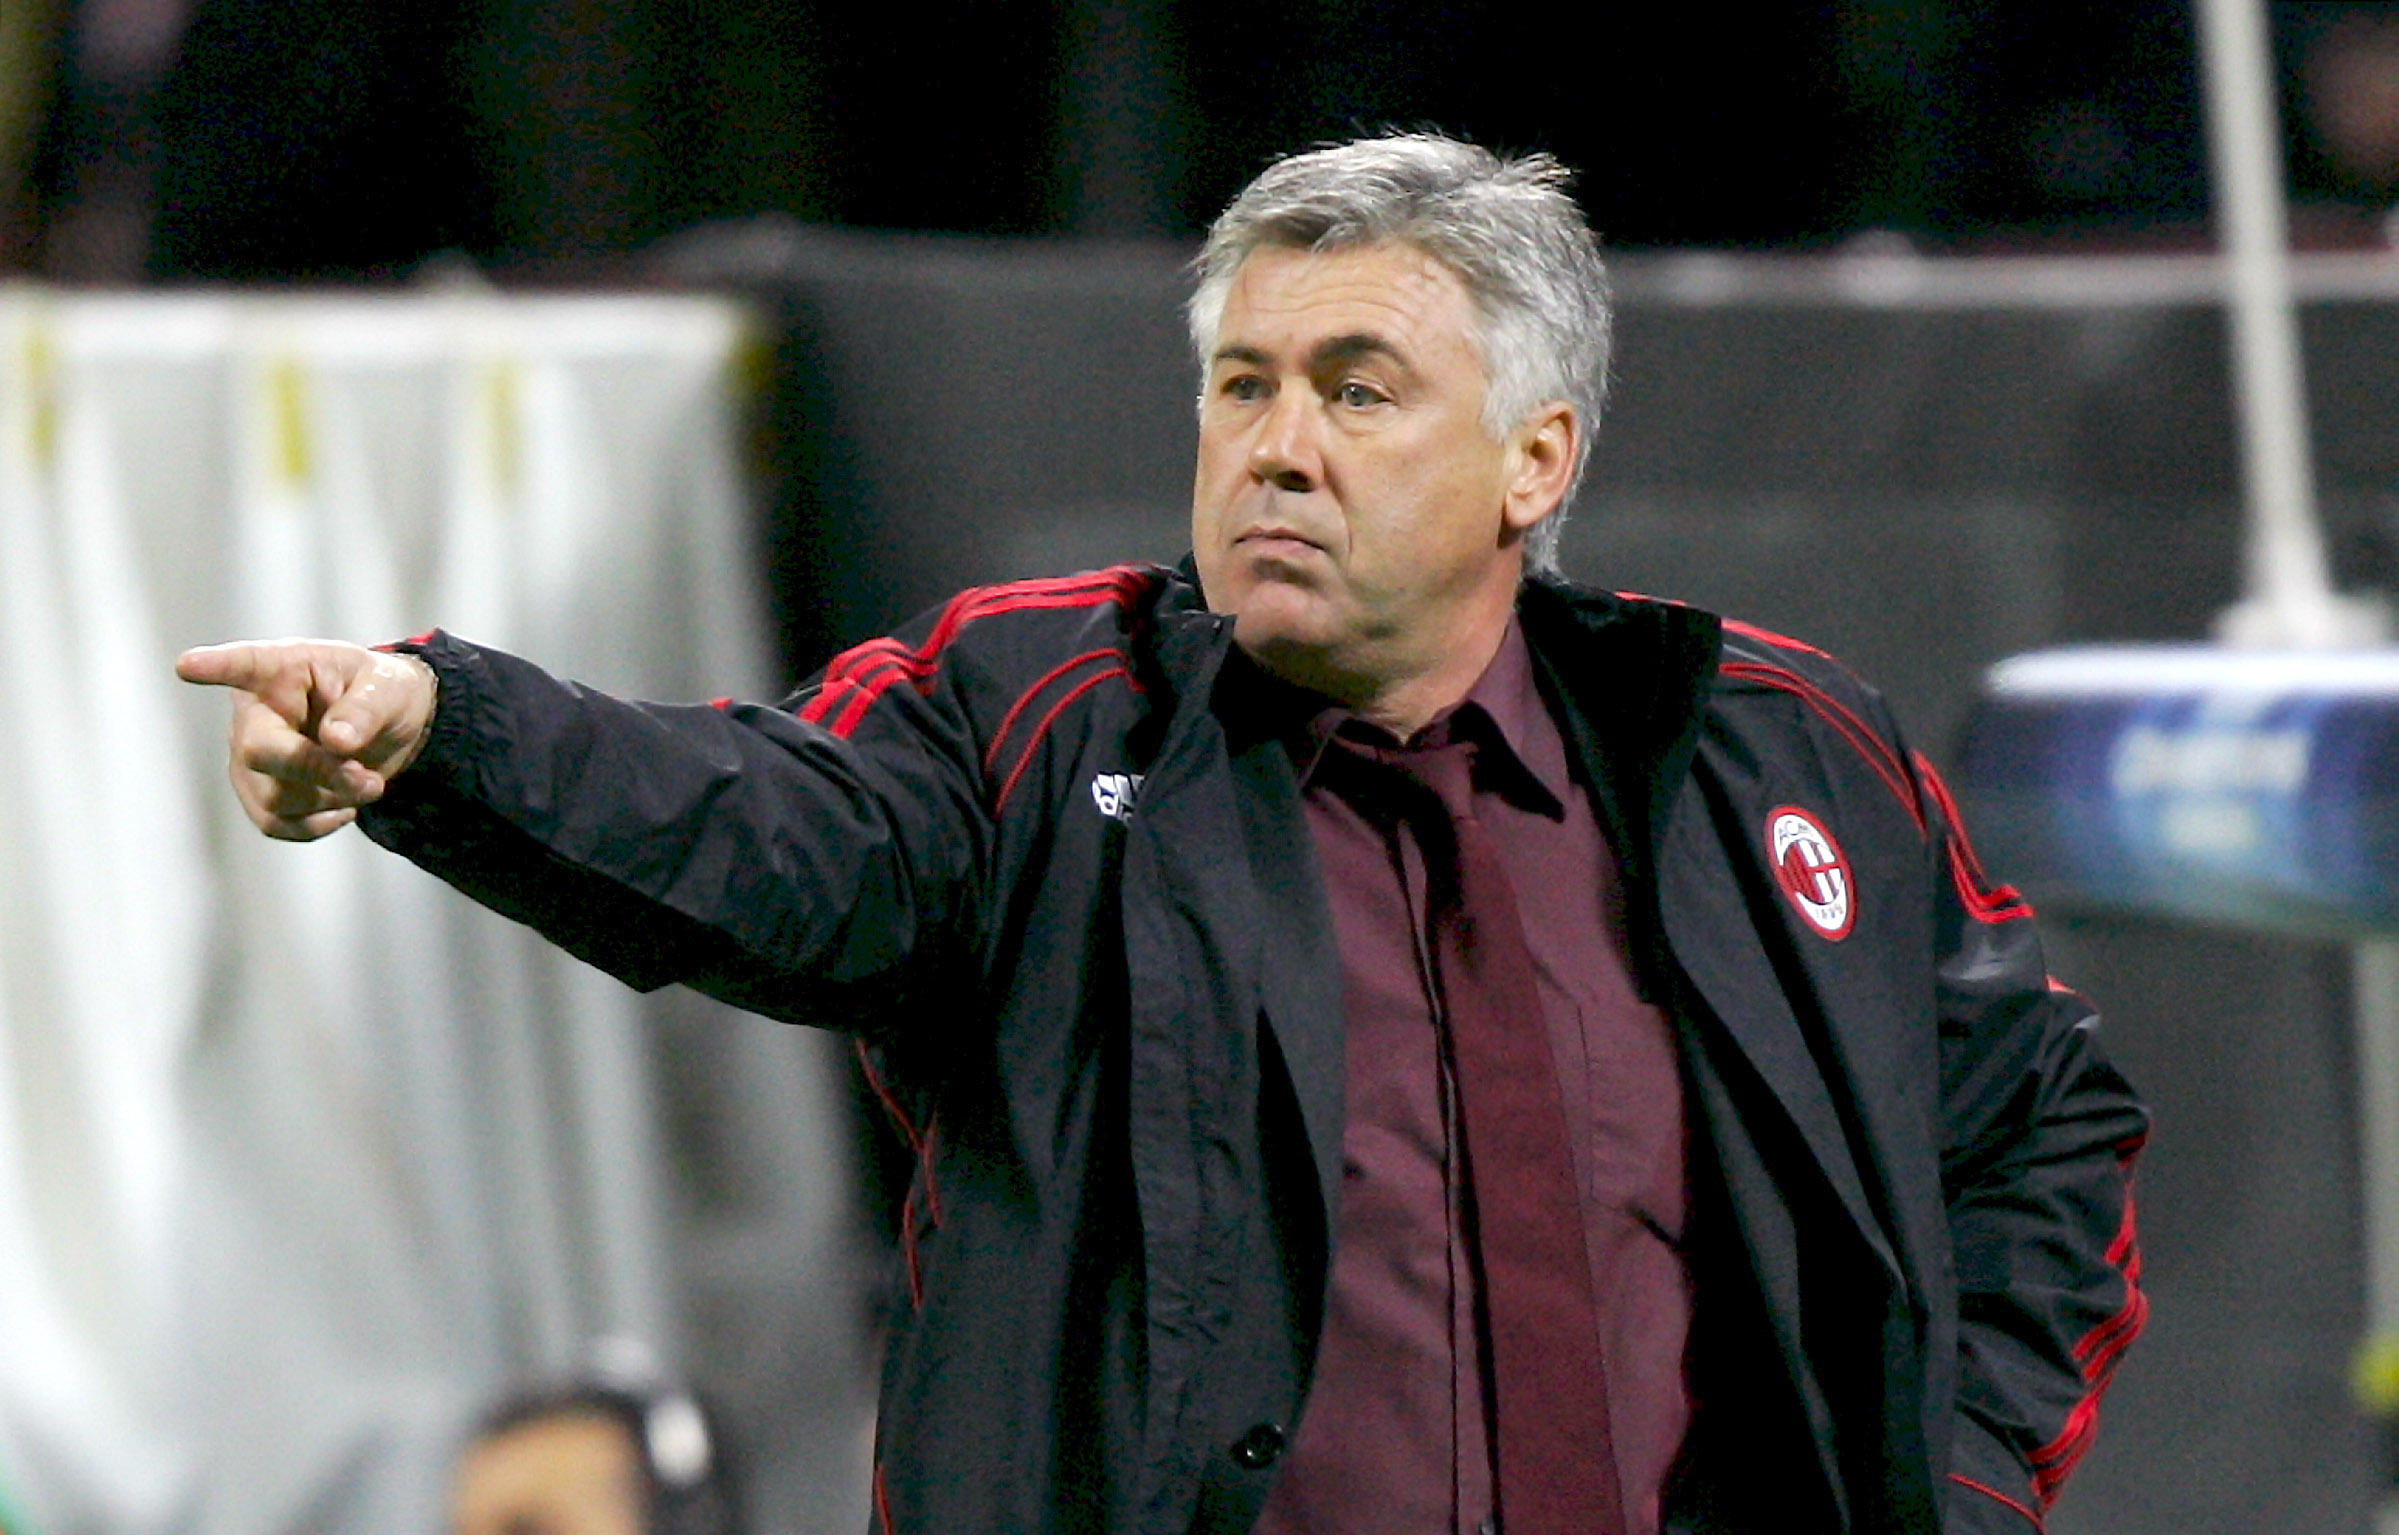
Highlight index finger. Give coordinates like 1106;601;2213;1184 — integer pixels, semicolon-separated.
175;641;286;693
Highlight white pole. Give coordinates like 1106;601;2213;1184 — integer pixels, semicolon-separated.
2194;0;2357;647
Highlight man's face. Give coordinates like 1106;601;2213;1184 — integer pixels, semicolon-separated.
1191;242;1556;709
451;1411;643;1535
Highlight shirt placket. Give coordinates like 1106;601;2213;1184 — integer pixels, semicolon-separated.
1385;790;1497;1535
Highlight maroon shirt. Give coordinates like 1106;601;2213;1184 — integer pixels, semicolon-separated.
1252;620;1692;1535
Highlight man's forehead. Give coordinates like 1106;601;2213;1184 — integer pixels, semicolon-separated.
1215;241;1476;354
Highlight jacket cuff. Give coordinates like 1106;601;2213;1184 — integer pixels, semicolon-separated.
1945;1416;2045;1533
368;629;486;801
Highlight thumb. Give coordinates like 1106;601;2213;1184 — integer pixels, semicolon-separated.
316;651;434;768
320;710;371;756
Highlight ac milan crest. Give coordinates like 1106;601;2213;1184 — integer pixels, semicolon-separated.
1767;806;1855;940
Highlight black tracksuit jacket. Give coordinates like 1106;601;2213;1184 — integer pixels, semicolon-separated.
360;564;2146;1535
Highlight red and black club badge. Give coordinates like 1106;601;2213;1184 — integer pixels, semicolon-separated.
1767;805;1855;941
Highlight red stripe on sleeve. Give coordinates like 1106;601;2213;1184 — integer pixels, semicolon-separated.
1720;615;1838;661
801;567;1152;740
1949;1473;2045;1531
1719;659;1924;831
854;1038;944;1310
2028;1144;2147;1505
800;639;911;724
1912;750;2035;922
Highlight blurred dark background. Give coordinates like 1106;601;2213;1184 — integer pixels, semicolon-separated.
9;0;2399;283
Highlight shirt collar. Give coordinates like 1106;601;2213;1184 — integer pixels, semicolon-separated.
1463;615;1573;814
1275;614;1572;820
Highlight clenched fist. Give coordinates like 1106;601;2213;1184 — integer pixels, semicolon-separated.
175;639;439;840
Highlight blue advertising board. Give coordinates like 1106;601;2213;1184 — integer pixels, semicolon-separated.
1956;647;2399;938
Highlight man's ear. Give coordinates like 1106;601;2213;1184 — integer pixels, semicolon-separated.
1501;402;1579;537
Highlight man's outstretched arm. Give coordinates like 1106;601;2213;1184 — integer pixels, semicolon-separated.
175;639;439;840
175;629;991;1029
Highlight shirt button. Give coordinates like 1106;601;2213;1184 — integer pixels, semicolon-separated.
1478;1521;1497;1535
1228;1422;1286;1469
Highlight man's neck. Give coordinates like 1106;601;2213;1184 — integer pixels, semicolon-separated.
1244;603;1517;740
1347;636;1508;738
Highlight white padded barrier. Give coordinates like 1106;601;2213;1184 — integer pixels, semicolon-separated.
0;287;865;1535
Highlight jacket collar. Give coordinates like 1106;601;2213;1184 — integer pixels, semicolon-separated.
1147;556;1727;951
1146;558;1240;715
1515;580;1723;944
1151;558;1724;767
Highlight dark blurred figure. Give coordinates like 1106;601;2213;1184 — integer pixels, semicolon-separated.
1827;0;2210;249
2291;2;2399;233
6;0;187;279
0;0;69;270
145;0;492;279
451;1381;739;1535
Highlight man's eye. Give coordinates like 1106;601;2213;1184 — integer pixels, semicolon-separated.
1222;375;1268;402
1336;381;1386;408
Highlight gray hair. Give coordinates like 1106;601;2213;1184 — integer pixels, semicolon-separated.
1186;133;1612;576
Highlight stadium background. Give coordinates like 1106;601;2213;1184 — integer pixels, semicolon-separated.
4;2;2397;1532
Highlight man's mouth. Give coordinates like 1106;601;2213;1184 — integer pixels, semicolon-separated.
1236;528;1324;558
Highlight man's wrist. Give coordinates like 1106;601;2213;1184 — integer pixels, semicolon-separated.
365;645;443;782
397;651;439;775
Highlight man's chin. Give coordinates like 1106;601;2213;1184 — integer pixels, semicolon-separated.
1227;600;1366;701
1227;581;1332;650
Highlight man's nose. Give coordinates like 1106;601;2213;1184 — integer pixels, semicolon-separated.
1247;390;1320;493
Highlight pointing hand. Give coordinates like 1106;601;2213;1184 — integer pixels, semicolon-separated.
175;639;438;840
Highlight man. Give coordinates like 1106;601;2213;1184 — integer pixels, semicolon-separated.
179;134;2145;1534
451;1380;736;1535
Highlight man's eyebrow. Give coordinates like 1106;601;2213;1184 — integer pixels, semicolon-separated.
1207;334;1408;371
1310;333;1405;371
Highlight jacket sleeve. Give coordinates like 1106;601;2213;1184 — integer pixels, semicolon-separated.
355;627;994;1029
1913;752;2149;1534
